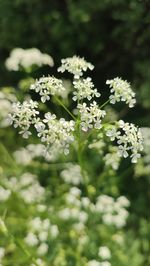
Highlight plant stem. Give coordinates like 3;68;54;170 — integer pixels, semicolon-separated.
99;99;110;109
54;96;76;120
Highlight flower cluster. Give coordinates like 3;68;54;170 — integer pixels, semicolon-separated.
24;216;59;255
5;48;54;71
58;55;94;79
106;120;143;163
78;102;106;131
106;77;136;107
88;246;111;266
8;100;39;138
0;91;17;127
60;163;83;185
30;76;65;103
72;77;100;101
2;173;45;204
95;195;130;228
35;112;75;155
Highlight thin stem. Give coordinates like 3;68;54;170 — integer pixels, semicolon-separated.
54;96;76;120
99;99;110;109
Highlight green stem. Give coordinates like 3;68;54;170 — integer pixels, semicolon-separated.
99;99;110;109
54;96;76;120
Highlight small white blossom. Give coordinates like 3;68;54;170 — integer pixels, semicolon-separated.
106;77;136;107
37;243;49;256
98;246;111;260
72;77;100;101
0;247;5;260
60;164;83;185
58;55;94;79
0;187;11;201
30;76;66;103
87;260;101;266
24;232;39;246
78;102;106;132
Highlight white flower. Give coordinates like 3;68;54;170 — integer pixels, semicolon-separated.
31;258;45;266
5;48;54;71
37;243;49;256
100;262;111;266
98;246;111;260
78;102;106;132
87;260;101;266
9;100;39;138
106;120;143;163
58;55;94;79
24;232;39;246
0;187;11;201
35;113;75;155
106;77;136;107
72;77;100;101
60;164;83;185
30;76;65;103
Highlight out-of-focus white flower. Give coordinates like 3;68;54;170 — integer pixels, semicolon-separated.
95;195;130;228
31;258;45;266
5;48;54;71
37;243;49;256
60;164;83;185
0;186;11;202
58;55;94;79
30;76;65;103
98;246;111;260
106;77;136;108
78;101;106;132
87;260;101;266
24;232;39;246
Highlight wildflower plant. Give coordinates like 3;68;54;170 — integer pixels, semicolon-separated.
8;55;143;171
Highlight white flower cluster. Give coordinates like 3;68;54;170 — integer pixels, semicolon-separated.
8;100;39;138
58;187;88;223
25;217;59;256
0;91;17;127
104;147;121;170
58;55;94;79
30;76;65;103
141;127;150;163
35;112;75;155
13;143;59;165
60;163;83;185
3;173;45;204
5;48;54;71
106;120;143;163
88;246;111;266
106;77;136;107
0;186;11;202
95;195;130;228
78;102;106;132
72;77;100;101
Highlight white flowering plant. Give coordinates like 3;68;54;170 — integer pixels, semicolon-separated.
0;54;147;266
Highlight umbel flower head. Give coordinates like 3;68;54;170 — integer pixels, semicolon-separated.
106;77;136;108
106;120;143;163
58;55;94;79
30;76;65;103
